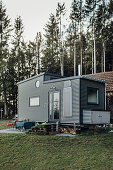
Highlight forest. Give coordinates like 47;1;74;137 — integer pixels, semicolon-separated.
0;0;113;117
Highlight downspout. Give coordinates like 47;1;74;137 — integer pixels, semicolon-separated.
79;78;81;125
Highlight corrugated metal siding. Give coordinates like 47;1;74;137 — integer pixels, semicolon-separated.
83;110;110;124
43;79;80;124
80;79;105;124
60;79;80;124
44;74;64;81
18;75;49;122
18;75;105;124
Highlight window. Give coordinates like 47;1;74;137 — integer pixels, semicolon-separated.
49;91;60;120
29;97;40;106
87;87;99;104
35;81;40;88
53;92;60;119
63;87;72;117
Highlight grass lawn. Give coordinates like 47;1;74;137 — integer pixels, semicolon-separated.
0;119;10;130
0;120;113;170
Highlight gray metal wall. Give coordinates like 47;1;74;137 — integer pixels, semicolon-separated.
43;79;80;124
80;79;105;124
44;74;62;81
18;76;80;124
60;79;80;124
18;75;105;124
18;75;49;122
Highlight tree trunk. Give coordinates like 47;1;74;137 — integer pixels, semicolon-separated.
3;90;8;117
92;50;94;74
103;42;106;72
93;34;96;74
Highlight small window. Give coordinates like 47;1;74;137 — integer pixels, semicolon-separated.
87;87;99;104
35;81;40;88
29;97;40;106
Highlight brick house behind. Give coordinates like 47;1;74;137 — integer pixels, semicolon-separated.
85;71;113;121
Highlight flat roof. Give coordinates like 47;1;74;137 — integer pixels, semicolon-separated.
17;72;65;85
17;72;107;85
43;75;106;84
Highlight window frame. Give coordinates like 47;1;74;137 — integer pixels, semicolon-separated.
29;96;40;107
35;80;40;88
48;90;60;121
87;87;99;105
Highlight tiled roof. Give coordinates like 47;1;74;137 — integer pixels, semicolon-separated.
85;71;113;92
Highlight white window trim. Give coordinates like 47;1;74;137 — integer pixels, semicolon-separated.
29;96;40;107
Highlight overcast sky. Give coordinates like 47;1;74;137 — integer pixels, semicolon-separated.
3;0;72;41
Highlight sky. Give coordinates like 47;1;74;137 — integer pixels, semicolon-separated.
3;0;72;41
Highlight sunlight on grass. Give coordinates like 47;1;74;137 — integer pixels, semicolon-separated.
0;120;113;170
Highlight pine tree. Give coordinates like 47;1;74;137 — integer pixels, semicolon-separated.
11;16;24;82
0;1;12;117
35;32;42;74
95;0;108;72
85;0;100;74
41;14;60;74
70;0;85;75
56;2;66;76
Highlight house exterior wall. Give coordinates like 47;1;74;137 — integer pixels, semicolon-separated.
80;79;105;124
85;71;113;122
61;79;80;124
43;79;80;124
18;76;81;124
44;74;64;81
18;74;106;124
18;75;48;122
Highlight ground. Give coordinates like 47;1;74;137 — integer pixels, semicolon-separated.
0;120;113;170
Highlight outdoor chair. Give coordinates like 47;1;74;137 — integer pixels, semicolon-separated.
7;121;14;128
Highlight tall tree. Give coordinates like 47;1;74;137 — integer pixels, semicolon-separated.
35;32;42;74
41;14;60;74
95;0;108;72
85;0;99;74
70;0;85;75
11;16;24;82
56;2;66;76
0;1;12;116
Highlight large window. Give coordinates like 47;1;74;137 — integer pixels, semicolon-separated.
29;97;40;106
53;92;60;119
87;87;99;104
49;91;60;120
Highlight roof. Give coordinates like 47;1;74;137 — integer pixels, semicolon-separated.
43;75;106;84
17;72;65;85
85;71;113;92
17;72;106;86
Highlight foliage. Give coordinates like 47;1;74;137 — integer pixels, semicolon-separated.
41;14;61;74
0;0;113;117
0;1;12;116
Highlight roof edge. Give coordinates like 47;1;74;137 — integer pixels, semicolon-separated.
43;75;107;84
17;72;65;85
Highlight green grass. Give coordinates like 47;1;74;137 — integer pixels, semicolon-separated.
0;120;113;170
0;119;10;130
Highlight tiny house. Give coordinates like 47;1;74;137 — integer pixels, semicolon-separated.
17;72;110;125
86;71;113;122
